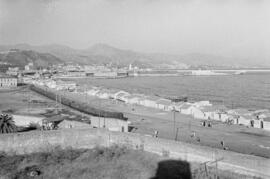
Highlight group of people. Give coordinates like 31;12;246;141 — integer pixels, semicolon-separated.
201;120;212;127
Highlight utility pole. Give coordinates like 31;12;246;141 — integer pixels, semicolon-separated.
99;99;101;128
55;93;57;114
59;94;61;112
173;108;176;139
27;90;30;113
175;127;179;141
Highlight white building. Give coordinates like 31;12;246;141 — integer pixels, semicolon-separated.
258;112;270;130
13;115;44;127
156;99;172;111
179;103;195;115
58;120;92;129
193;101;212;108
200;105;228;121
87;87;100;96
191;107;205;119
173;102;185;112
89;116;129;132
139;96;160;108
0;75;18;88
96;89;111;99
55;80;77;91
113;90;130;100
238;115;254;126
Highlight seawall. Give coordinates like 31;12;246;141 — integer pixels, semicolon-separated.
0;128;269;178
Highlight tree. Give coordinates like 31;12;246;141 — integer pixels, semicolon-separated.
0;114;17;134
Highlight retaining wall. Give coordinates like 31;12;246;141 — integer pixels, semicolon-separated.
0;128;269;178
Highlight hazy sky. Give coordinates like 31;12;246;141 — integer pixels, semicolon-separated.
0;0;270;61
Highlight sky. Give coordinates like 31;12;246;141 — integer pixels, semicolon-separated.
0;0;270;63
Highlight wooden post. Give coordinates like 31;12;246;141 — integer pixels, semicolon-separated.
173;108;176;139
204;163;208;176
175;127;179;141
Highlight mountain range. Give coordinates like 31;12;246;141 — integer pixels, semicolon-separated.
0;49;62;70
0;43;268;69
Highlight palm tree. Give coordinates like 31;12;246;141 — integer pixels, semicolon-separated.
0;114;17;134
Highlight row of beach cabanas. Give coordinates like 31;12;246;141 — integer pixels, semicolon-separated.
31;79;270;132
83;86;270;131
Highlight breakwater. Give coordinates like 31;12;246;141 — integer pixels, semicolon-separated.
30;85;125;120
0;128;269;178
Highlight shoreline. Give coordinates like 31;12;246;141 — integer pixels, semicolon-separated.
64;75;270;111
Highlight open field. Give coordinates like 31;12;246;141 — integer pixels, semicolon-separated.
0;86;55;115
0;86;92;128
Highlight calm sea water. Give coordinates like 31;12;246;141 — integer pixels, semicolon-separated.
81;73;270;110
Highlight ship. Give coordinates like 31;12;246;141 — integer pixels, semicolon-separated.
191;70;226;76
234;70;247;75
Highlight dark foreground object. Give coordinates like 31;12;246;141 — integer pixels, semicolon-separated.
151;160;191;179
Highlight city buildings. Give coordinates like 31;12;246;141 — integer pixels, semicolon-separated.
0;74;17;88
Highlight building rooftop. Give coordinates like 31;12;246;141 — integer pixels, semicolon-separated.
180;103;193;110
156;99;172;105
201;105;227;113
263;117;270;122
0;73;17;78
228;108;253;116
145;96;160;101
241;115;255;120
42;115;65;123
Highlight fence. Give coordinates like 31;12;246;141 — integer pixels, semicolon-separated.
30;85;125;120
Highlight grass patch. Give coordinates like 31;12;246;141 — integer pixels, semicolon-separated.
0;146;158;179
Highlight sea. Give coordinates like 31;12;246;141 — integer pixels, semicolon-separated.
77;73;270;110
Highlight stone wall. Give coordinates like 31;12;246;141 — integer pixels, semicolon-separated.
0;128;269;178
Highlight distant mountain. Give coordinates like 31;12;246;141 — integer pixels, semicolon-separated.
0;43;267;68
0;49;62;69
0;43;189;68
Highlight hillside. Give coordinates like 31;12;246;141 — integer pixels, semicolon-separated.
0;49;62;69
0;43;268;68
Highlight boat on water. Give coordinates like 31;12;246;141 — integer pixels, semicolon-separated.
234;70;247;75
154;94;188;102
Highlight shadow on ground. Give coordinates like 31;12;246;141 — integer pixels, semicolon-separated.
151;160;191;179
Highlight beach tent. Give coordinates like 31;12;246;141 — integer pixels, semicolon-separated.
96;89;111;99
156;99;172;111
262;117;270;131
193;101;212;108
58;120;92;129
180;103;193;115
238;115;254;126
140;96;160;108
87;87;100;96
113;90;130;100
200;105;228;121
